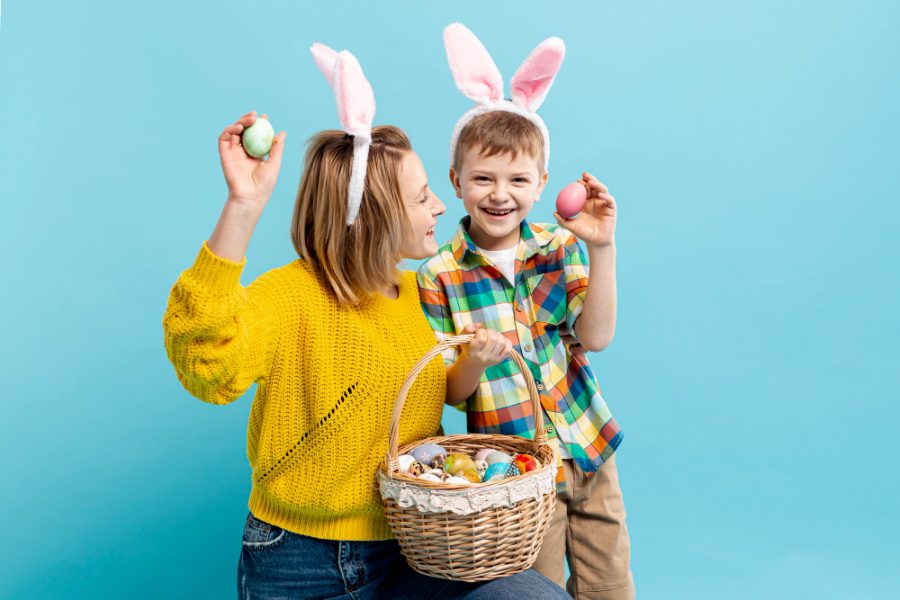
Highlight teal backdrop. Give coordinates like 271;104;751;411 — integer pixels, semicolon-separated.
1;1;898;598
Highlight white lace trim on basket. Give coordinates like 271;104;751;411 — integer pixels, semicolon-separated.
378;463;557;516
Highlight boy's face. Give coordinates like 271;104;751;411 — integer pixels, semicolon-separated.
450;145;548;251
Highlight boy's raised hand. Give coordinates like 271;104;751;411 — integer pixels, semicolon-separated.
219;111;287;212
460;323;512;368
553;172;617;248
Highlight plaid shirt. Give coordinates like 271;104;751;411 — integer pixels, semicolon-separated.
417;218;622;490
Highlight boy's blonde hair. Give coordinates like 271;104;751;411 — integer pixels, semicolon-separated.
291;125;412;305
452;111;546;173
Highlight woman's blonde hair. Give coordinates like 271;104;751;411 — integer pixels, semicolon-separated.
291;125;413;305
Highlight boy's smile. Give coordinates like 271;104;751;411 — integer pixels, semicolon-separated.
451;145;548;251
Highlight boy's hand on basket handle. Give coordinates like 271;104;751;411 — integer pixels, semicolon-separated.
445;324;513;406
459;323;512;368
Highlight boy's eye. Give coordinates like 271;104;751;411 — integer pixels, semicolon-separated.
474;176;491;182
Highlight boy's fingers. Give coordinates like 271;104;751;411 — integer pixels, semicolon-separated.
582;173;608;193
461;323;483;334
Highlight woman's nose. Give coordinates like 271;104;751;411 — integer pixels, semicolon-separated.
431;194;446;216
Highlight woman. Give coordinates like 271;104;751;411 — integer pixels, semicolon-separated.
162;41;566;600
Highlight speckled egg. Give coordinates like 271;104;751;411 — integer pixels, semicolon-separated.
483;461;521;482
411;444;447;465
431;454;446;471
474;459;488;478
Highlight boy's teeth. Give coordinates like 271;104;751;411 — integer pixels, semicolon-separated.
484;208;513;215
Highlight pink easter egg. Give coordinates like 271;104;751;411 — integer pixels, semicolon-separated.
556;182;587;218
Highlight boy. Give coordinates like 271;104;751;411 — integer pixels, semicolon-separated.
417;24;633;600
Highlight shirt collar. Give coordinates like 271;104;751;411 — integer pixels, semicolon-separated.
450;217;554;270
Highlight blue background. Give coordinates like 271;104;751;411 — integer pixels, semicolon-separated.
2;1;898;598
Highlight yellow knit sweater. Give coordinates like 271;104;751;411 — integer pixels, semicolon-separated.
163;242;445;541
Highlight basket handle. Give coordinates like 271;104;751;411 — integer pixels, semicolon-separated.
385;333;546;474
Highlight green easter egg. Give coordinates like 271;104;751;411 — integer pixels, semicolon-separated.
242;117;274;158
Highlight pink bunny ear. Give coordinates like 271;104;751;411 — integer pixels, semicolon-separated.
510;37;565;112
310;43;338;87
333;50;376;138
444;23;504;104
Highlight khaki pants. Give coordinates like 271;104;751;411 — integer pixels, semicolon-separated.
532;455;635;599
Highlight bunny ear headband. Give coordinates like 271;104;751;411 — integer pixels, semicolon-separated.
310;43;376;226
444;23;565;172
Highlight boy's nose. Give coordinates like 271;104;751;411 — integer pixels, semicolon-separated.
490;185;511;202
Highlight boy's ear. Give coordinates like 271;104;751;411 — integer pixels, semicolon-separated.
535;170;549;199
449;167;463;199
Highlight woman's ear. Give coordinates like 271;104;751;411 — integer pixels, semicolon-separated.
449;166;463;198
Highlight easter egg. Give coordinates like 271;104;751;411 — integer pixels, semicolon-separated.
461;467;482;483
397;454;417;474
411;444;447;465
474;448;497;463
418;473;441;482
445;476;472;485
556;182;587;219
444;453;477;476
241;117;275;158
474;459;488;478
483;461;520;482
485;451;512;466
513;454;538;474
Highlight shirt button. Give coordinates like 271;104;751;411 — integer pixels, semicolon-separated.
546;425;555;434
515;303;523;312
536;383;545;391
524;344;532;352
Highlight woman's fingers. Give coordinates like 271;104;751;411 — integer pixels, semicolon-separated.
265;131;287;170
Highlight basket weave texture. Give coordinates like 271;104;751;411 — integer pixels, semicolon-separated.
378;334;557;582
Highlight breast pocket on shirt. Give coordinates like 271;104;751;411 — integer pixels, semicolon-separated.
526;271;566;326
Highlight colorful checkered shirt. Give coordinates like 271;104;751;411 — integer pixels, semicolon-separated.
417;218;622;491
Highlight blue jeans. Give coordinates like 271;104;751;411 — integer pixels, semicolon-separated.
237;512;570;600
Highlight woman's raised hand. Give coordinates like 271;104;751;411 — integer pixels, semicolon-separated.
208;112;287;262
218;111;287;212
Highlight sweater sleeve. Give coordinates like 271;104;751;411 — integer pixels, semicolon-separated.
162;242;279;405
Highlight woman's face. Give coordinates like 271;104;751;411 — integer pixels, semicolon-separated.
398;151;445;260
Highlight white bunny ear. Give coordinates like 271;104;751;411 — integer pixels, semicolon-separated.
444;23;504;104
311;45;376;225
510;37;565;112
310;43;338;87
332;50;376;139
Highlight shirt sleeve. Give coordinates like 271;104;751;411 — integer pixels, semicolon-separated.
416;265;460;366
162;242;278;405
562;231;591;337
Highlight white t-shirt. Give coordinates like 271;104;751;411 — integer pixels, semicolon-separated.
477;244;518;285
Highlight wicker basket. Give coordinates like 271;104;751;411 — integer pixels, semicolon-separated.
378;334;557;582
